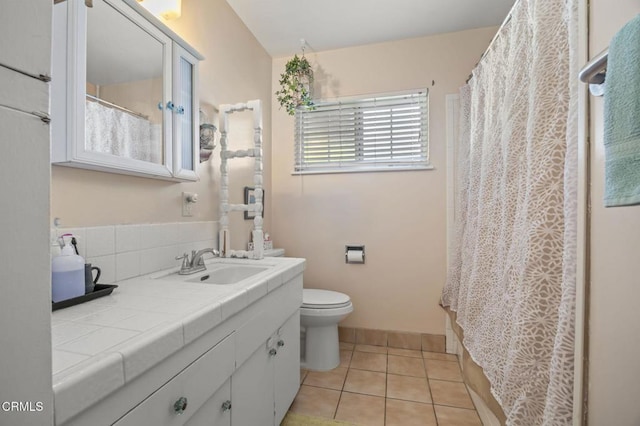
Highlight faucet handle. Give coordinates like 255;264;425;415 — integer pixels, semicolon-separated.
175;253;190;269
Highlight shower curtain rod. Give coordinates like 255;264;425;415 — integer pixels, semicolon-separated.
86;94;149;120
466;0;521;83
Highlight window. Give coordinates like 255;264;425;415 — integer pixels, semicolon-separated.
294;90;430;174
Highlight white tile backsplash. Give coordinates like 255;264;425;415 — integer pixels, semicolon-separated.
85;226;115;257
140;246;177;276
53;221;218;283
115;251;141;282
140;223;180;250
86;254;116;285
115;224;141;253
179;221;204;243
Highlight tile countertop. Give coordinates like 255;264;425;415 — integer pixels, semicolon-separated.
51;256;305;424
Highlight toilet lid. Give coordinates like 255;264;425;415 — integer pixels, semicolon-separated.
302;289;351;309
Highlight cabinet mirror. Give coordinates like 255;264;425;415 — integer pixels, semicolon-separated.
86;0;164;165
52;0;202;181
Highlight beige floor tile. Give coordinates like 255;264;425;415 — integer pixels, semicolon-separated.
303;367;348;390
350;351;387;373
355;344;388;354
422;351;458;362
424;359;463;382
386;374;431;403
335;392;385;426
339;349;353;368
340;342;355;351
429;379;475;409
343;368;386;397
388;355;426;377
289;385;341;419
434;405;482;426
388;347;422;358
385;399;437;426
300;369;308;384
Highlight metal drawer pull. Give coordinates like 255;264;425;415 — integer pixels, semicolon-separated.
221;400;232;412
173;396;188;415
277;339;285;347
269;348;277;356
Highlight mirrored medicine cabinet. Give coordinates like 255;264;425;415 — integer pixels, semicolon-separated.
51;0;204;181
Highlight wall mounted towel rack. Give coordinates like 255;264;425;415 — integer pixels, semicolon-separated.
579;48;608;96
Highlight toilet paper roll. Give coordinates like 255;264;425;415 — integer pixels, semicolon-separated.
346;250;364;263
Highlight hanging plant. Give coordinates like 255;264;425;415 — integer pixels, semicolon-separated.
275;54;315;116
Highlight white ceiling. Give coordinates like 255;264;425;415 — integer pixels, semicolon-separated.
225;0;516;57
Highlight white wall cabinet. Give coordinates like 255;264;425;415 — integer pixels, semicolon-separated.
51;0;202;181
0;1;53;424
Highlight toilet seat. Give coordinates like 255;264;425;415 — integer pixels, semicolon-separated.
302;289;351;309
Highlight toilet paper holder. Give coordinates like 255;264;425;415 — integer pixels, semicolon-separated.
345;245;365;264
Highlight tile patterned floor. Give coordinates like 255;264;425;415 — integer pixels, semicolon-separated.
289;343;483;426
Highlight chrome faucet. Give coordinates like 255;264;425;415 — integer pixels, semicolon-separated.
175;248;220;275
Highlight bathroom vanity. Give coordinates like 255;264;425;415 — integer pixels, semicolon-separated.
52;257;304;426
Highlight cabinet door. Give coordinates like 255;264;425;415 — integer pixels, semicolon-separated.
184;379;231;426
274;311;301;425
52;0;175;179
172;44;199;180
231;344;275;426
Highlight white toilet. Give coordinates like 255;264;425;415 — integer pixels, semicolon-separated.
300;289;353;371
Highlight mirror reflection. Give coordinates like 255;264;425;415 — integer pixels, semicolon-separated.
85;0;164;164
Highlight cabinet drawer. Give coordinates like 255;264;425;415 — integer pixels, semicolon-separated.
114;333;234;426
184;379;231;426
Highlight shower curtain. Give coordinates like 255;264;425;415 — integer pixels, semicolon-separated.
441;0;578;424
85;100;162;164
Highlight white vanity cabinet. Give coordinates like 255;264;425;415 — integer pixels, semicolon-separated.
51;0;202;181
58;269;303;426
231;312;300;426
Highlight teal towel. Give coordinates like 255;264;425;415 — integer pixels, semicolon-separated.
603;14;640;207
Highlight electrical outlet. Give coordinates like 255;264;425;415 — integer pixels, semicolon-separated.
182;192;196;217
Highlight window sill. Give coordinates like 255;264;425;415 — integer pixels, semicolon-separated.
291;164;434;176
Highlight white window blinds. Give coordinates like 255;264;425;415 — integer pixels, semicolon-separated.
294;90;429;173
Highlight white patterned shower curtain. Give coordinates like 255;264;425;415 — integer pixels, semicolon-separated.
85;100;162;164
441;0;578;424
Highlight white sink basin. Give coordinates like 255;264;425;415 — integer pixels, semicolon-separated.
160;264;269;285
187;266;268;285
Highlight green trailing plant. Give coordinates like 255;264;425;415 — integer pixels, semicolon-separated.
275;54;314;116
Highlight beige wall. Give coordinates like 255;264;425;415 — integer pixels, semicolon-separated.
588;1;640;424
271;27;497;334
52;0;272;251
